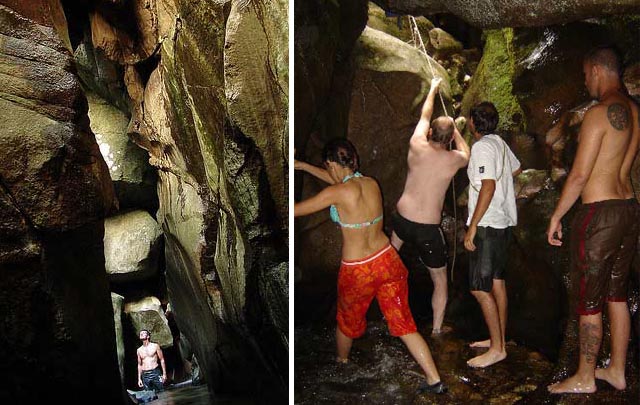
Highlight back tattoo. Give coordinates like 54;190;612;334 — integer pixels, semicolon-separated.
607;103;630;130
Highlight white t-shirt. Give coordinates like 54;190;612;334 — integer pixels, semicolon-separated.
466;134;520;228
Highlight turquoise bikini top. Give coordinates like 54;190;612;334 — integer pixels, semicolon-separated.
330;171;384;229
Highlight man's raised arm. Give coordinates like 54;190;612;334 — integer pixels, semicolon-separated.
452;125;470;164
411;77;442;142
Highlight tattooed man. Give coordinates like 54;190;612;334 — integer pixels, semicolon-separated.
546;46;640;394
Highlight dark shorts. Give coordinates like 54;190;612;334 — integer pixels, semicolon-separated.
570;199;639;315
468;226;512;292
392;212;447;268
141;366;164;392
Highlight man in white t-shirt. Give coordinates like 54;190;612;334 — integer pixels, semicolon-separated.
463;102;521;368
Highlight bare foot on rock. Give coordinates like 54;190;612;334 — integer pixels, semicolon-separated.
431;325;453;336
547;375;596;394
467;349;506;368
469;339;490;348
595;367;626;390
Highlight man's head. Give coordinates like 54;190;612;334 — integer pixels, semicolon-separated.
583;46;622;98
469;102;499;137
139;329;151;341
429;116;455;145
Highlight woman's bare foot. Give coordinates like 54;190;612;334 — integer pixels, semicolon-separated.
467;349;506;368
336;356;349;364
547;375;596;394
595;367;626;390
469;339;490;348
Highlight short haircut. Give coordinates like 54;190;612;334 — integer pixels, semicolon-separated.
430;116;454;144
584;45;622;76
470;102;499;135
322;138;359;171
140;329;151;337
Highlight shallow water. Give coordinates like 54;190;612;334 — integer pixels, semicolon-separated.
295;321;554;404
132;384;256;405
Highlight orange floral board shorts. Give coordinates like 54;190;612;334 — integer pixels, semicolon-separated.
337;244;418;338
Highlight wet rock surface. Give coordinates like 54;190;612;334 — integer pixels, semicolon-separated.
372;0;640;29
295;321;554;404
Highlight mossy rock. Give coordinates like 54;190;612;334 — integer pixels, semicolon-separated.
461;28;525;134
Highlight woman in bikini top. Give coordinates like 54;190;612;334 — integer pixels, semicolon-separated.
294;139;389;262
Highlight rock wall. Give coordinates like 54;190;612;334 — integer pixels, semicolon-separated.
110;0;288;399
1;0;288;401
0;0;122;402
372;0;640;28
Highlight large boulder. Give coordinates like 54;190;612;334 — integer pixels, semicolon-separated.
372;0;640;28
366;1;433;43
0;1;122;403
124;296;173;348
87;91;158;211
104;210;163;282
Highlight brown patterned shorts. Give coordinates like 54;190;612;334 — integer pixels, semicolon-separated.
571;198;639;315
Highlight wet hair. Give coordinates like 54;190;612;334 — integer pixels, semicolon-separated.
470;102;499;135
322;138;359;171
430;116;454;144
584;45;622;76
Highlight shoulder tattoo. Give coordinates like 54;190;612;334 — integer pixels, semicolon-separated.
607;103;630;130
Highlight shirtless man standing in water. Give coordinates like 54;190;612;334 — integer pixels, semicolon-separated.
137;329;167;391
392;77;470;335
547;46;640;394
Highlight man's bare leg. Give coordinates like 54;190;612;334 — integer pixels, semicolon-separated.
336;327;353;363
399;332;441;385
468;290;506;367
428;266;448;334
595;301;629;390
548;313;601;393
470;279;507;348
391;232;404;251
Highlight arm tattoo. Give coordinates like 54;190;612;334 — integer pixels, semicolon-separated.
607;103;630;130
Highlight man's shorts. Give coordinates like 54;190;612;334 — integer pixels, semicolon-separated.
141;366;164;392
337;244;418;338
570;198;639;315
392;212;447;268
468;226;512;292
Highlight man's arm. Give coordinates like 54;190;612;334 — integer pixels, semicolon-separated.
157;345;167;383
294;184;342;217
411;77;442;143
464;179;496;251
294;159;335;184
451;125;470;165
137;351;143;387
547;108;605;246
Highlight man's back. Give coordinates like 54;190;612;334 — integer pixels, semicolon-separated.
397;141;465;224
581;91;640;203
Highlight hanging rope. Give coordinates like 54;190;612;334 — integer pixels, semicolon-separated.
408;16;458;283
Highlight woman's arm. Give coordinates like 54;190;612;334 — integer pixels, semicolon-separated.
295;159;335;184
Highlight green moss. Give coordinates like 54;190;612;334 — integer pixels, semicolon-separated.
461;28;525;134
